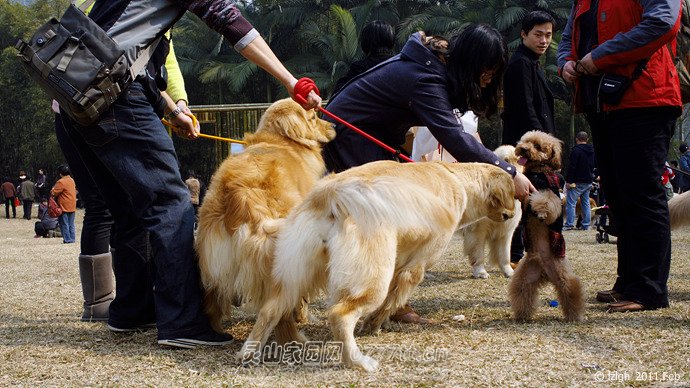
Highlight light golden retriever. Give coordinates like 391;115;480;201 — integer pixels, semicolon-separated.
238;161;516;371
196;98;335;331
462;145;523;278
670;190;690;230
509;131;585;322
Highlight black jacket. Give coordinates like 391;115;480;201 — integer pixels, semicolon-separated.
332;50;394;94
501;44;555;146
323;33;515;176
565;143;596;184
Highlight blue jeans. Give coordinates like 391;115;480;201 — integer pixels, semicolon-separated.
564;183;592;230
55;114;154;325
58;81;212;339
58;211;76;243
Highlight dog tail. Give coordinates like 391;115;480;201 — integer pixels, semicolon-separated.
669;191;690;230
306;176;457;235
271;209;331;316
195;220;236;329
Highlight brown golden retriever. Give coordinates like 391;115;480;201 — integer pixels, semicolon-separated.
238;161;516;371
462;145;523;278
509;131;585;322
196;98;335;331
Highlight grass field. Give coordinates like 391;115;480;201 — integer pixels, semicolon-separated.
1;209;688;386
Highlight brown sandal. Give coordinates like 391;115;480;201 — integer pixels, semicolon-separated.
390;304;432;324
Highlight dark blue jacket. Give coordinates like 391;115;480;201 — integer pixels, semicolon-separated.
565;143;596;184
323;33;515;176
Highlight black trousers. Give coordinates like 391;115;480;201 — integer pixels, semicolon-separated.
4;198;16;218
22;199;33;219
587;106;678;308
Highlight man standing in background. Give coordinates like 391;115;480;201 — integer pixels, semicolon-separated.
19;172;36;220
501;11;556;266
564;131;596;231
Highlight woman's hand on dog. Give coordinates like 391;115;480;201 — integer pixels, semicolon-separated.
513;171;536;202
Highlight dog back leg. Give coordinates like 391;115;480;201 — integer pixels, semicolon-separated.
363;232;452;333
508;254;545;321
237;290;292;364
487;231;514;278
542;258;585;322
326;230;397;372
463;224;490;279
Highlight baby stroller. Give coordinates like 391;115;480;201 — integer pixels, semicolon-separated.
593;205;617;243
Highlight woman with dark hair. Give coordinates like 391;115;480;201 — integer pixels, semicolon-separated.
322;24;534;324
323;24;532;197
333;20;396;92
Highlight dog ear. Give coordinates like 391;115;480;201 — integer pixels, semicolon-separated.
550;138;563;170
260;100;322;148
487;170;515;212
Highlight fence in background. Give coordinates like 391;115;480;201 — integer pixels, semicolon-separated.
190;103;272;160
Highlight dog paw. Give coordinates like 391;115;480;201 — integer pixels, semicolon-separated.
472;266;490;279
501;265;514;278
359;320;383;336
350;354;379;372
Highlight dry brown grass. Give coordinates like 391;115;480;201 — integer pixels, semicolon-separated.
1;210;689;386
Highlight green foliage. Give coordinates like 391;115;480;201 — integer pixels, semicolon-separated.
0;0;69;181
11;0;684;182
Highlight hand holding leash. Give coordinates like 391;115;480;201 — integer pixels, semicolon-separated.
293;78;415;163
162;114;247;144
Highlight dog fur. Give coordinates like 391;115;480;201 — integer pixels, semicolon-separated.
669;190;690;230
509;131;585;322
462;145;523;278
196;98;335;331
238;161;516;371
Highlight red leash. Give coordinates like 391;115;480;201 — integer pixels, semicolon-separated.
293;78;414;163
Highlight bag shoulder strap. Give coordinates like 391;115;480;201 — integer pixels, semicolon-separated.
75;0;96;13
71;0;160;81
129;42;159;80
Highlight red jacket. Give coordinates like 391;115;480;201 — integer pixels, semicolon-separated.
558;0;682;111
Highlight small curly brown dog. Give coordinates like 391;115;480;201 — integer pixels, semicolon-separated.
509;131;585;322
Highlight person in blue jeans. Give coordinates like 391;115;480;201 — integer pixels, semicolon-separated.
51;165;77;243
54;0;321;349
564;131;596;230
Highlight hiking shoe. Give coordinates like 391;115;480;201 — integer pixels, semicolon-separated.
107;322;157;333
158;331;234;349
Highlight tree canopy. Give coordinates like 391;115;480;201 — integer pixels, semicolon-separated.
6;0;683;185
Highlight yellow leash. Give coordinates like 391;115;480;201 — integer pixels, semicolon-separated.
162;114;247;145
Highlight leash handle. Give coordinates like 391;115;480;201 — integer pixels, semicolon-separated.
293;77;414;164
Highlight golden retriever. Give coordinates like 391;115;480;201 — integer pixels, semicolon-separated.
509;131;585;322
196;98;335;331
238;161;516;371
462;145;523;278
669;190;690;230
